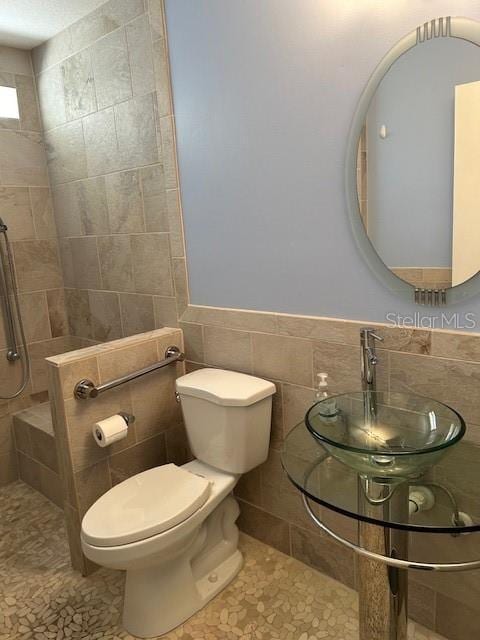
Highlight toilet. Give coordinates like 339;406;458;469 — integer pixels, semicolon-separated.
81;368;276;638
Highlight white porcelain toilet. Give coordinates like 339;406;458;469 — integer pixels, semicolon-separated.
81;368;275;638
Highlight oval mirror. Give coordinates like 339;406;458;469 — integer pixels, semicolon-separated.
346;17;480;305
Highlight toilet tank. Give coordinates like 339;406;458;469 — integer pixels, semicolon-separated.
176;369;276;474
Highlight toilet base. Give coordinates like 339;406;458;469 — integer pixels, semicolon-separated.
122;496;243;638
123;549;243;638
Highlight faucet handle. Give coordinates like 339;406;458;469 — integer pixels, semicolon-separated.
369;331;384;342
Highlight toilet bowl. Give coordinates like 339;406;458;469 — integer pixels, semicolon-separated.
81;368;275;638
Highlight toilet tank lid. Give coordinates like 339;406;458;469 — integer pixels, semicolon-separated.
176;368;276;406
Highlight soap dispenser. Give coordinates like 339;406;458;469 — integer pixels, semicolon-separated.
315;373;338;420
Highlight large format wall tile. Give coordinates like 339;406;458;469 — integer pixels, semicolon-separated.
32;29;73;74
15;75;42;132
436;593;480;640
148;0;166;41
282;383;315;435
109;433;167;485
159;115;178;189
115;93;158;170
98;235;134;292
70;237;102;289
237;500;290;555
13;239;63;291
36;66;67;131
119;293;156;336
89;291;122;342
65;289;92;339
52;183;82;237
44;121;87;184
153;37;172;118
83;108;118;177
46;289;69;338
91;29;132;110
30;187;56;239
166;188;184;256
312;340;386;394
96;338;158;382
390;352;480;426
290;524;356;589
75;177;110;235
203;325;252;373
69;0;145;54
0;187;35;240
431;330;480;362
142;164;169;232
62;50;97;121
18;292;51;342
0;46;32;75
0;449;18;486
172;258;188;316
252;333;313;387
126;15;155;97
131;233;173;295
0;131;48;186
52;178;109;237
105;169;144;233
179;322;204;363
154;296;178;329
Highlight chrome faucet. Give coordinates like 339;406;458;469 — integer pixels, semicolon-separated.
360;328;383;393
360;328;383;425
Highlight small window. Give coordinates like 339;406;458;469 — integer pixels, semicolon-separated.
0;86;19;119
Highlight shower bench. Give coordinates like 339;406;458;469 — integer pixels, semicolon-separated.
13;402;62;508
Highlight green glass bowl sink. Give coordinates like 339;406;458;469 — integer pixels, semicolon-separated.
305;391;465;482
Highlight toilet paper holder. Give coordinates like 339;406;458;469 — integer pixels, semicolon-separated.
93;412;135;447
119;412;135;426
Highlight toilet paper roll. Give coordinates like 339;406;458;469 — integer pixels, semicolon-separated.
93;414;128;448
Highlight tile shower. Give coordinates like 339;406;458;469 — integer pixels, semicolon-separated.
0;1;187;496
0;2;478;640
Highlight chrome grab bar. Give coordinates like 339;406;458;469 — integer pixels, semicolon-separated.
74;345;185;400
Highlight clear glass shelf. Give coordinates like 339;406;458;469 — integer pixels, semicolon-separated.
282;419;480;534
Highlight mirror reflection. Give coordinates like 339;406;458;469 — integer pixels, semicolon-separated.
357;35;480;290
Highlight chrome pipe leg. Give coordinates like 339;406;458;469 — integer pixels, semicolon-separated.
358;481;409;640
358;524;408;640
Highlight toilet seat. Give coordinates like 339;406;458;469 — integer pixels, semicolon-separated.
81;464;211;547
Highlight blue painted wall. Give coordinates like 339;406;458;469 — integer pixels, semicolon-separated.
165;1;480;326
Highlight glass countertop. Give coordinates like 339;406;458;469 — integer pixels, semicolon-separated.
282;421;480;533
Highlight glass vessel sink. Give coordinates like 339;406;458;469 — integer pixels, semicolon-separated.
305;391;465;482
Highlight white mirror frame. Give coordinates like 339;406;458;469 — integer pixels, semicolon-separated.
345;16;480;306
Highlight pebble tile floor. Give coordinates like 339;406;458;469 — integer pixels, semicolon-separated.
0;481;446;640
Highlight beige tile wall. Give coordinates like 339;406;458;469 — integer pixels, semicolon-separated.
0;47;95;487
179;305;480;640
46;327;188;574
13;402;63;508
32;0;186;344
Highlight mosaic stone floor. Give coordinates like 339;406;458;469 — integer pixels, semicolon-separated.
0;481;446;640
